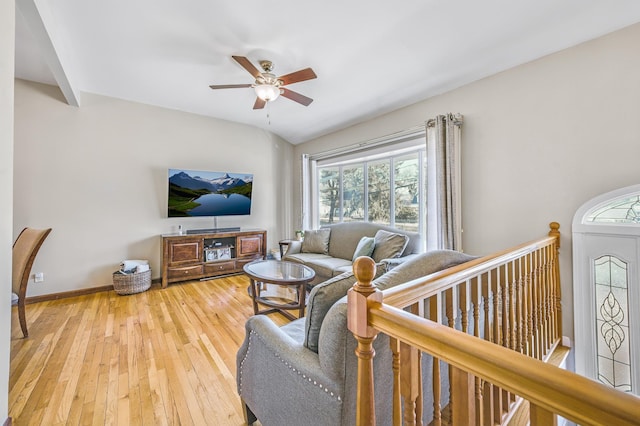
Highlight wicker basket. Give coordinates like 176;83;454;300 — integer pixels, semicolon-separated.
112;269;151;295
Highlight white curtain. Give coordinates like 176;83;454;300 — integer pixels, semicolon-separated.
426;113;463;251
301;154;311;231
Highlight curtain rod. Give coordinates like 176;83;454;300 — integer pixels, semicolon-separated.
426;113;463;127
308;124;426;161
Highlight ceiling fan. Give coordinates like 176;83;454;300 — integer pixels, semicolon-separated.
209;56;317;110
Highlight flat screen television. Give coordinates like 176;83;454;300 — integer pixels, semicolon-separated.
168;168;253;217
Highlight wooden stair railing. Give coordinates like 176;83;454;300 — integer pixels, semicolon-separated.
347;223;640;425
358;302;640;425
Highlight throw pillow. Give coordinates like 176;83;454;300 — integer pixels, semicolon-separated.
352;236;375;261
371;230;409;263
301;229;331;254
304;263;386;353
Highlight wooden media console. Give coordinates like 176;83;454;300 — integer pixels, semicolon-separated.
161;229;266;288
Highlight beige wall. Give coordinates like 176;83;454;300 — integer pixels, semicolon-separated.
1;0;15;419
13;80;294;297
294;22;640;341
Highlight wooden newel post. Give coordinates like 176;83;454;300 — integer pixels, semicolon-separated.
348;256;383;426
548;222;560;248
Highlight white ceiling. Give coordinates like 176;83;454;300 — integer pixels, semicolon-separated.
14;0;640;144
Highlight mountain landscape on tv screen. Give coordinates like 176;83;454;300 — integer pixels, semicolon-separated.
168;170;253;217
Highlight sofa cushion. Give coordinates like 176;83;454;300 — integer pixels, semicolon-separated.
285;252;331;264
324;223;377;260
304;264;387;353
371;230;409;263
280;317;307;344
352;236;376;260
304;257;353;280
332;265;353;276
325;222;421;261
301;229;331;254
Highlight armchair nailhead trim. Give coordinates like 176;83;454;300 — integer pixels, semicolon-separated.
239;330;342;402
237;330;253;395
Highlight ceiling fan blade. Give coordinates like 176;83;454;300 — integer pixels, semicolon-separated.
253;97;266;110
278;68;317;86
232;56;262;79
280;88;313;106
209;84;252;90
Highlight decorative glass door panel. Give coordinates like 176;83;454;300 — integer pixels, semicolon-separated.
593;255;632;392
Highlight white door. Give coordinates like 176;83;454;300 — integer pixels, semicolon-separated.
573;184;640;395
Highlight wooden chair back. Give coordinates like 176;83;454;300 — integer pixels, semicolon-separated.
12;227;52;337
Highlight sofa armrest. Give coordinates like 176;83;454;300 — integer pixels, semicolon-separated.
283;240;302;257
237;316;343;425
381;253;421;271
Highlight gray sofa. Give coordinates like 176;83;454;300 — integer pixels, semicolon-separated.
283;222;422;285
236;250;477;426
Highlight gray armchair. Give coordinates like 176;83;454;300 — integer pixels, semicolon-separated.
236;250;477;426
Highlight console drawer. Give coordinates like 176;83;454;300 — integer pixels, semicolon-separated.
167;265;203;280
204;261;236;275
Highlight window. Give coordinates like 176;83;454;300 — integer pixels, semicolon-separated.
316;144;425;234
586;194;640;223
303;116;461;251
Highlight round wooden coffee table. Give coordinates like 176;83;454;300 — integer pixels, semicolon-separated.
243;260;316;320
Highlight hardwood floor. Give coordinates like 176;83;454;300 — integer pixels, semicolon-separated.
9;275;289;425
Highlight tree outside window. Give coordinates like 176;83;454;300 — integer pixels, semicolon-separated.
319;167;340;225
343;164;364;222
394;154;419;232
367;160;391;225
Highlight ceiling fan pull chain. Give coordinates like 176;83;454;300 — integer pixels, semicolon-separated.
266;101;271;125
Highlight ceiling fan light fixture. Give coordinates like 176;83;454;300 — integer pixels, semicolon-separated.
210;56;316;109
254;84;280;102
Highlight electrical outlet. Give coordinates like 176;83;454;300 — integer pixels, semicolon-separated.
34;272;44;283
